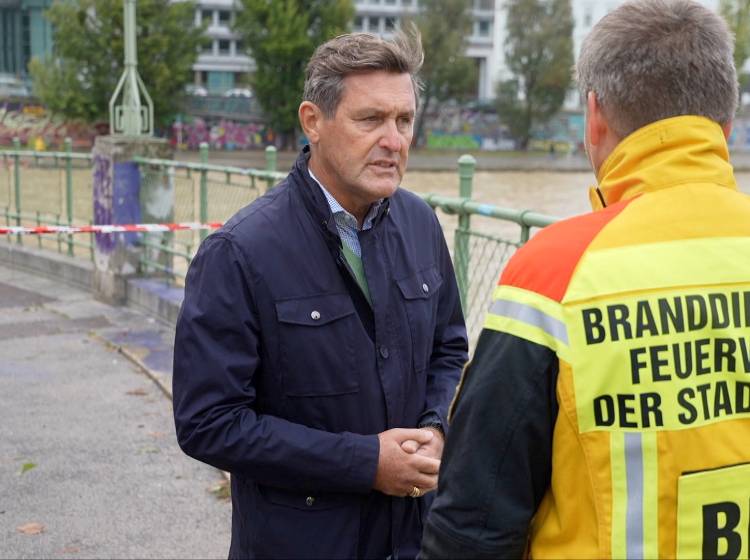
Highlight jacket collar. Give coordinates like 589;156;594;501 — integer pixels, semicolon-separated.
290;146;391;236
589;115;738;210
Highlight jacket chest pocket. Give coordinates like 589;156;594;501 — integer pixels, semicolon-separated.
396;266;443;374
275;293;359;397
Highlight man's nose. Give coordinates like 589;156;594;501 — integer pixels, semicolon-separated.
379;120;402;152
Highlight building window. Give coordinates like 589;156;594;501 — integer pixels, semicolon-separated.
218;39;231;55
475;0;493;10
368;16;380;32
235;40;246;55
385;16;397;31
218;10;231;25
385;0;396;5
202;9;213;25
207;70;234;93
203;39;214;55
477;19;491;37
353;16;363;31
402;0;412;5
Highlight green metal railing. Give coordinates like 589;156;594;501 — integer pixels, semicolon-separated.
1;137;95;258
418;155;557;341
2;138;559;344
132;143;285;277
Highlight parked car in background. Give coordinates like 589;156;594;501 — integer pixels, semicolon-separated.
185;84;208;97
223;88;253;98
0;74;31;98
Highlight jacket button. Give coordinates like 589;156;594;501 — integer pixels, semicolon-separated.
306;496;315;506
379;346;389;359
422;283;429;293
311;311;321;320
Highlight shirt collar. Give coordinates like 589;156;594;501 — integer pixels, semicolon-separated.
308;168;382;231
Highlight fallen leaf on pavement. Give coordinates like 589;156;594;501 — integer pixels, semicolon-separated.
210;479;231;501
137;446;160;454
147;431;166;439
60;546;80;554
126;389;147;396
17;522;44;535
20;462;37;474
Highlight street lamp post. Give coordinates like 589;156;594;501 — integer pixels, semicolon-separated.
109;0;154;136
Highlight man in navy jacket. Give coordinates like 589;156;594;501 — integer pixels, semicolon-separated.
172;30;468;559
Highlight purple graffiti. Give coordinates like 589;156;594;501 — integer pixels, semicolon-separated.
92;153;115;254
171;118;275;150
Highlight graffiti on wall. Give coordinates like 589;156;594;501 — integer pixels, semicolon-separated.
422;104;589;152
92;152;115;257
0;101;102;149
10;95;750;152
423;104;516;151
171;117;276;150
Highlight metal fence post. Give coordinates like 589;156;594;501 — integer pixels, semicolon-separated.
12;137;21;245
199;142;209;241
265;145;277;192
454;154;476;310
65;137;74;255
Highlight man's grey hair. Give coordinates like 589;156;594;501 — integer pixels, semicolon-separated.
576;0;738;138
304;28;424;118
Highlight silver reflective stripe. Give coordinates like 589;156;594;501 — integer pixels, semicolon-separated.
625;432;644;559
488;299;569;345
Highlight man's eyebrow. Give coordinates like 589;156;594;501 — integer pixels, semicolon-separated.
350;107;416;117
351;108;384;117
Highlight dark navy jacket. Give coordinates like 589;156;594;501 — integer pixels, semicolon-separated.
173;149;468;559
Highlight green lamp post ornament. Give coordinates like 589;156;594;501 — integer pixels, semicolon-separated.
109;0;154;136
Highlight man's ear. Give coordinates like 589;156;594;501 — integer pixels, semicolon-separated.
722;120;733;141
298;101;323;144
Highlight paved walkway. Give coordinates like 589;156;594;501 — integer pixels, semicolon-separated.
0;264;230;559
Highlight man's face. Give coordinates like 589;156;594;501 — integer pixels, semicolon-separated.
310;70;416;219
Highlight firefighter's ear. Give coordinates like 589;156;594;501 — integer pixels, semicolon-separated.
722;121;733;141
586;92;620;175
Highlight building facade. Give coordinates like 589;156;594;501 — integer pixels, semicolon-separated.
190;0;498;99
0;0;53;79
192;0;253;93
351;0;497;100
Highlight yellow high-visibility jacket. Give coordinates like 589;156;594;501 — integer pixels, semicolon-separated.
422;115;750;559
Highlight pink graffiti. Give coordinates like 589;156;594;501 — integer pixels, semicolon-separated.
171;118;275;150
0;101;102;149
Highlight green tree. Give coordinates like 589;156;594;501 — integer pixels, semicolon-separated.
496;0;573;150
720;0;750;88
234;0;353;148
408;0;477;147
29;0;203;130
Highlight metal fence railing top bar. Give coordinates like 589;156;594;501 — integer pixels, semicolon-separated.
1;150;94;162
131;157;287;183
420;194;558;230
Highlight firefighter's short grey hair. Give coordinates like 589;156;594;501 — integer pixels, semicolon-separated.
576;0;738;138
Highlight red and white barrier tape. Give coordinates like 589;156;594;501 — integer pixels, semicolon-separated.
0;222;224;235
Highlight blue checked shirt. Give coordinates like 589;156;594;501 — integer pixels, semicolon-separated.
308;169;383;257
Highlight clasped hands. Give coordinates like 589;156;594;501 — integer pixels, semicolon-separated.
373;427;444;498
